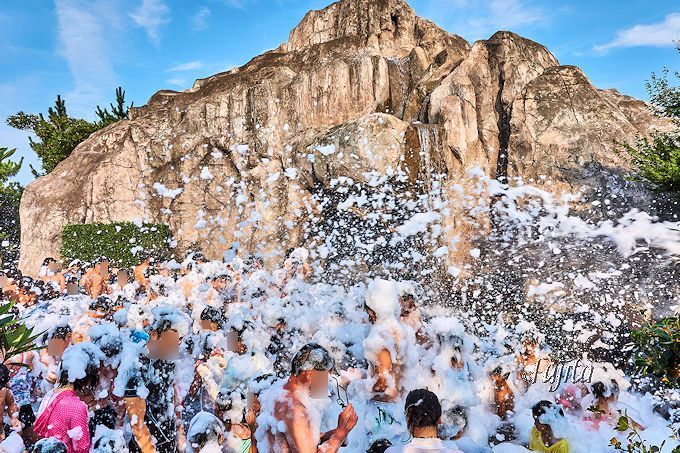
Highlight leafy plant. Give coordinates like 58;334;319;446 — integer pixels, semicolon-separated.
629;317;680;386
0;148;23;267
0;303;42;363
60;222;173;267
620;44;680;193
6;87;132;176
611;412;680;453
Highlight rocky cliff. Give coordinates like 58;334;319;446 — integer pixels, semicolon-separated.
20;0;670;281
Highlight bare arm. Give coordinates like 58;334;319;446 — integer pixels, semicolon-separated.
125;397;155;453
276;399;356;453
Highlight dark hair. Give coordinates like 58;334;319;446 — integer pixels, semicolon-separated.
532;400;563;419
200;306;225;328
290;343;335;376
149;319;176;336
42;258;57;267
0;364;10;388
404;389;442;433
34;439;68;453
592;379;619;400
90;296;114;312
367;439;392;453
89;405;117;437
59;360;99;393
51;325;73;340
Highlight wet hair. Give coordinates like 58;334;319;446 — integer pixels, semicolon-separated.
404;389;442;433
89;405;117;437
532;400;564;420
90;296;114;312
149;318;175;336
200;306;225;328
367;439;392;453
42;257;57;267
0;364;10;388
290;343;335;376
187;412;224;447
33;438;68;453
592;379;620;400
59;360;99;393
448;405;467;432
51;325;73;340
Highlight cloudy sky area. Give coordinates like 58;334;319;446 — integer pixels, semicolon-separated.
1;0;678;184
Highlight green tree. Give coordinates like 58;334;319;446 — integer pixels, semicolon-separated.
0;148;23;267
96;87;133;127
622;44;680;193
6;87;133;176
6;96;100;176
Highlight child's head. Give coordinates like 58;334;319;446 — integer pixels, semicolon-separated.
187;412;224;449
34;438;68;453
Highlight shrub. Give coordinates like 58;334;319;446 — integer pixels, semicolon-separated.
629;316;680;386
0;302;42;363
60;222;173;267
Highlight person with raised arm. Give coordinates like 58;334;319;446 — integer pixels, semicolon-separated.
269;343;358;452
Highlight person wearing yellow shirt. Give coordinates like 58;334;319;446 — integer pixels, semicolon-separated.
529;400;570;453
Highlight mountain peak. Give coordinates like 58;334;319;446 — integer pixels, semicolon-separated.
285;0;430;53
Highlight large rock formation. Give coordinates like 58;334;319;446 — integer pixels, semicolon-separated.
19;0;668;276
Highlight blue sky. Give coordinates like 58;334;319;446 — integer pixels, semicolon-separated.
1;0;678;184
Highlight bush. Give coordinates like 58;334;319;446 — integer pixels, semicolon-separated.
629;316;680;386
60;222;173;267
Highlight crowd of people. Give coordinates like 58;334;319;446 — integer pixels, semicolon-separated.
0;251;675;453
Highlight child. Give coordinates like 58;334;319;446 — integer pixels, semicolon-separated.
529;400;570;453
187;412;225;453
0;364;22;441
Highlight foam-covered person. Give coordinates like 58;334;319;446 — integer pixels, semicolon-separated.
121;306;189;453
398;291;430;346
187;411;226;453
582;379;640;431
529;401;570;453
110;268;136;300
0;364;23;441
384;389;462;453
490;366;515;421
39;258;65;293
80;258;111;299
133;253;155;290
39;325;73;389
363;279;418;403
261;343;358;452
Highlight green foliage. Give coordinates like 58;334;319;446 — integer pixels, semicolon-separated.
95;87;133;128
6;87;132;176
7;96;100;176
611;411;680;453
0;302;42;363
629;317;680;386
60;222;173;267
621;133;680;192
621;44;680;193
0;148;23;267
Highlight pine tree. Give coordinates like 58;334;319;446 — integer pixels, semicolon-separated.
96;87;133;127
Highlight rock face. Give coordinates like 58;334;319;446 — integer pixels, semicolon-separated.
19;0;668;275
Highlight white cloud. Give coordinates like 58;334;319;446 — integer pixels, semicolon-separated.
192;6;211;31
167;61;205;72
424;0;546;41
595;12;680;52
166;78;188;88
55;0;118;117
129;0;170;44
